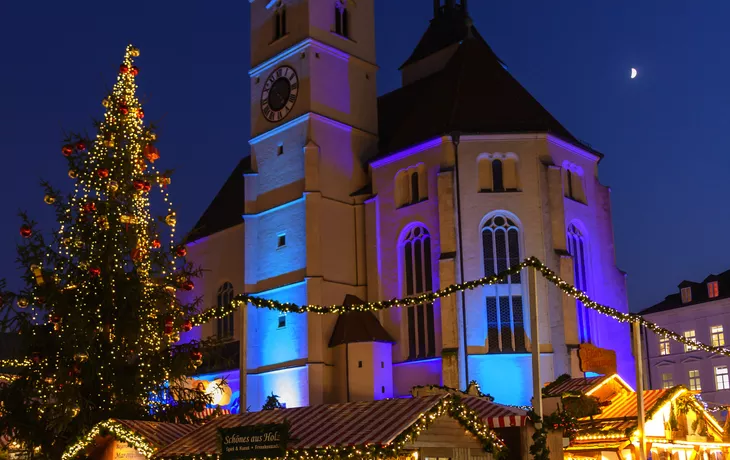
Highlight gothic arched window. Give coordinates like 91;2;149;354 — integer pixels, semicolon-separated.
401;225;435;359
482;214;525;353
335;1;349;37
567;223;591;343
217;282;235;338
274;2;287;41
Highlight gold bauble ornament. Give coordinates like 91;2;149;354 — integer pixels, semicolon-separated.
129;47;140;57
108;180;119;192
62;237;72;246
44;194;56;205
98;216;110;230
149;132;157;141
165;213;177;226
74;353;89;363
75;240;83;248
68;170;77;179
79;261;89;270
17;297;29;309
104;139;114;147
102;98;111;108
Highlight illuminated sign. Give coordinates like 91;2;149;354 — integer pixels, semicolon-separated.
219;423;288;459
578;344;616;376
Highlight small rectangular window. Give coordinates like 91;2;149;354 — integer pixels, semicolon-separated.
358;361;362;368
659;337;670;356
381;361;384;368
381;385;385;393
689;370;702;391
277;233;286;248
684;330;697;352
681;287;692;303
277;145;284;156
661;372;674;389
716;366;730;390
278;315;286;329
712;325;725;347
709;281;720;299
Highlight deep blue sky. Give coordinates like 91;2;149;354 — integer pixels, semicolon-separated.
0;1;728;312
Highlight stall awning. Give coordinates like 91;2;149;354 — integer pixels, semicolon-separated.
462;396;528;427
112;420;199;448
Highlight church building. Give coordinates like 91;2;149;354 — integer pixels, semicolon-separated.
180;0;635;411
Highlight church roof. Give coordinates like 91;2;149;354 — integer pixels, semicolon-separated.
186;156;252;244
328;295;395;347
378;17;594;158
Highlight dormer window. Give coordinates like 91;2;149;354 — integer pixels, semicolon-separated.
273;2;287;41
334;1;349;38
708;281;719;299
681;286;692;304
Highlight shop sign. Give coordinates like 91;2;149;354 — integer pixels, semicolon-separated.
578;343;616;375
219;423;288;459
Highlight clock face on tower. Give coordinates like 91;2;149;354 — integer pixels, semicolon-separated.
261;65;299;123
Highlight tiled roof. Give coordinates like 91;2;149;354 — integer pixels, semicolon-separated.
113;420;198;448
543;375;610;398
328;295;395;347
156;395;447;458
462;396;528;428
186;156;252;244
377;30;592;159
640;268;730;314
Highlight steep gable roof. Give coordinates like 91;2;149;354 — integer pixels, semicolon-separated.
328;295;395;347
186;156;252;244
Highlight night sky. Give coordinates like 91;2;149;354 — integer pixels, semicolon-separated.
1;1;728;312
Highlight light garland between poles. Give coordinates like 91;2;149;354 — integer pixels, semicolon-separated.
190;257;730;360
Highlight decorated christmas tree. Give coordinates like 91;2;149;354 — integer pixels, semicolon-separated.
0;45;215;458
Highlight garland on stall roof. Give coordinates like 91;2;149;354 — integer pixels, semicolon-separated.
190;257;730;363
156;395;507;460
62;419;156;460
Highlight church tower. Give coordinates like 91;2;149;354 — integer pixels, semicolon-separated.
243;0;378;409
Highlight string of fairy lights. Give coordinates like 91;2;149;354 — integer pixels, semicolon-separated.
187;256;730;360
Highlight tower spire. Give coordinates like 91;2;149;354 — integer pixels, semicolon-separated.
432;0;468;18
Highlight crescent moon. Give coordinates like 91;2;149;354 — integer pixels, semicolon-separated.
631;68;638;79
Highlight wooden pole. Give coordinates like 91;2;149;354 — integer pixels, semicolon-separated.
239;302;248;413
632;321;647;460
529;267;543;420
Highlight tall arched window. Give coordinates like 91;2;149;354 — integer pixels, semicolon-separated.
492;159;504;192
567;224;591;343
335;1;349;37
395;164;427;208
410;171;420;204
274;2;287;41
401;225;435;359
217;282;235;338
482;214;525;353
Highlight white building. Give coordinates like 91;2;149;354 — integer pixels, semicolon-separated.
180;0;635;412
641;270;730;408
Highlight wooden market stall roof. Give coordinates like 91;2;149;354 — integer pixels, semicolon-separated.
543;373;634;399
155;394;508;459
462;395;528;428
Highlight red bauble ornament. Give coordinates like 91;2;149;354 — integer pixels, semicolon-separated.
76;141;86;151
19;224;32;238
31;352;41;364
176;246;188;257
62;145;74;156
181;280;194;291
190;350;203;361
97;168;110;178
137;109;144;119
130;66;139;76
50;314;61;324
120;105;129;115
83;202;96;213
151;239;162;249
142;181;151;192
182;320;193;332
120;64;129;73
133;179;145;191
88;267;101;278
143;145;160;163
164;317;174;335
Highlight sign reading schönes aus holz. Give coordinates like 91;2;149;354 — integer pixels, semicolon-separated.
219;423;289;459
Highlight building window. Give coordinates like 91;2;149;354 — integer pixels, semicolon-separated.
661;373;674;389
483;214;525;353
708;281;720;299
659;337;670;356
334;0;349;37
681;287;692;303
395;165;427;208
689;370;702;391
567;223;591;344
216;282;235;338
277;144;284;156
477;156;518;192
277;233;286;248
684;330;697;352
563;163;586;203
278;314;286;329
400;225;436;359
711;325;725;347
716;366;730;390
273;2;287;41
